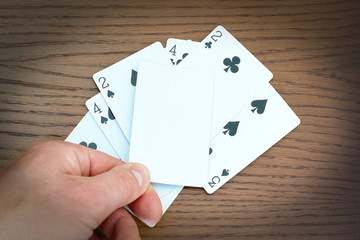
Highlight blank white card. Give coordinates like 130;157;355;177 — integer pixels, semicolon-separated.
129;62;214;187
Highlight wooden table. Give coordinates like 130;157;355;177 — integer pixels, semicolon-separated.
1;0;359;239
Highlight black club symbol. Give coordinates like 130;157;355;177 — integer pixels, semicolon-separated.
205;41;212;49
223;56;241;73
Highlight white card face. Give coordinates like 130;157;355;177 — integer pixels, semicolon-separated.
65;112;119;159
86;93;130;161
181;26;273;138
129;62;214;187
93;42;169;141
204;83;300;194
65;112;183;225
165;38;200;66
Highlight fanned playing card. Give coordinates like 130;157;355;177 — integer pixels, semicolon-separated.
181;26;273;138
205;83;300;194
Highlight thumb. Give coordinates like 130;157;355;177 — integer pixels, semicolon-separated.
76;162;151;224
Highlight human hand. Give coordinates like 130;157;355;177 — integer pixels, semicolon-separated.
0;141;162;240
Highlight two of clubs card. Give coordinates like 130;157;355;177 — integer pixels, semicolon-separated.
65;25;300;225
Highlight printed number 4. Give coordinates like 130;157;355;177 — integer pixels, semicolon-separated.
94;103;102;114
169;45;176;56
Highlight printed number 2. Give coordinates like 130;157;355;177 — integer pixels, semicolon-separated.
211;31;222;42
98;77;109;89
208;176;220;188
169;45;176;56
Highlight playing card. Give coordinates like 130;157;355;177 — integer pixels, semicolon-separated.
65;112;118;158
65;112;183;226
129;62;214;187
204;83;301;194
165;38;200;66
181;25;273;138
86;93;129;161
93;42;169;141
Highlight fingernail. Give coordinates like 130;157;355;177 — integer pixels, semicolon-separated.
131;163;150;189
141;218;157;227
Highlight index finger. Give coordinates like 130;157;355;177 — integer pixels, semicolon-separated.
36;141;125;177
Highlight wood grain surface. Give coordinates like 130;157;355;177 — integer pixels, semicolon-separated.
1;0;359;239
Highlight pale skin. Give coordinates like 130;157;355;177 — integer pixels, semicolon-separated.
0;141;162;240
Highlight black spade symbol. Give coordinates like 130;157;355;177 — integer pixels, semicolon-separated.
251;99;268;114
107;90;115;98
222;169;229;176
101;116;108;124
223;121;240;136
